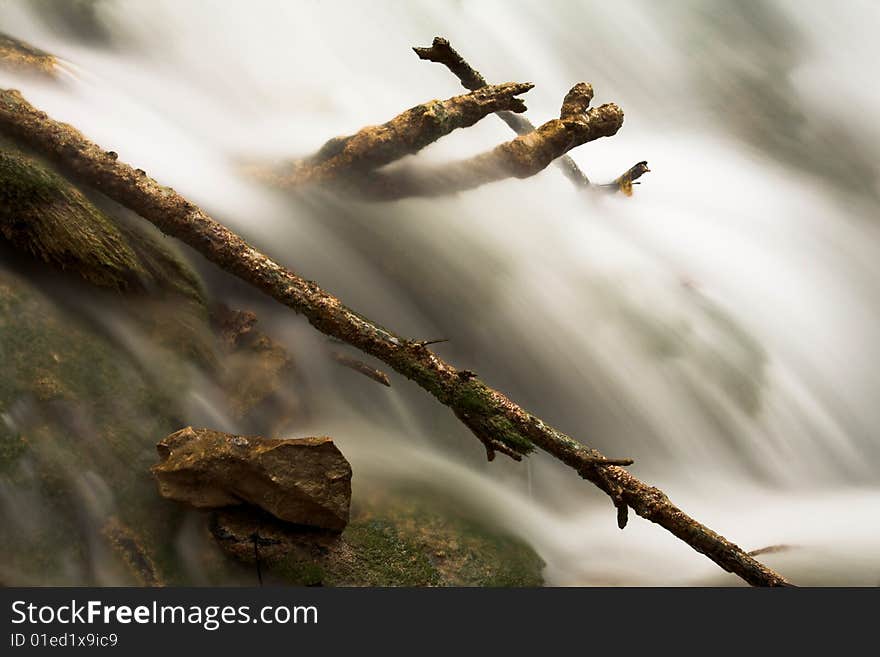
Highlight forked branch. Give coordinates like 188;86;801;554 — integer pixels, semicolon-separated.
414;36;649;194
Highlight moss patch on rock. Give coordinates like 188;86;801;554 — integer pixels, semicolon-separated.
216;490;545;587
0;267;200;584
0;32;57;76
0;148;146;290
0;146;206;299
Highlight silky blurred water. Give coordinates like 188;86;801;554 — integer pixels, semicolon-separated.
1;0;879;585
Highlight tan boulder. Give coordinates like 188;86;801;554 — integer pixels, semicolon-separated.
151;427;351;531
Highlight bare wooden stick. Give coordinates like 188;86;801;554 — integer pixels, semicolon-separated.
0;88;790;586
331;351;391;387
748;544;796;557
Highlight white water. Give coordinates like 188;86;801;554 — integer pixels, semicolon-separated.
2;0;879;585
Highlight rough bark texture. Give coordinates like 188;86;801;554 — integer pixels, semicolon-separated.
273;82;534;186
341;87;623;200
0;88;790;586
152;427;352;531
414;36;592;187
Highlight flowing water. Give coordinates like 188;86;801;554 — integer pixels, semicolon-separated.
2;0;879;585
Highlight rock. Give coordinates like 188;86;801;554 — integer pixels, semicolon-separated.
151;427;351;531
210;304;303;429
0;146;206;301
209;507;340;567
0;147;144;290
102;518;163;587
0;33;57;77
208;492;545;587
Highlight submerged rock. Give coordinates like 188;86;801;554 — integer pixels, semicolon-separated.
0;33;57;77
102;517;163;587
209;493;545;587
210;507;340;566
210;304;303;430
0;148;144;290
151;427;352;531
0;147;206;302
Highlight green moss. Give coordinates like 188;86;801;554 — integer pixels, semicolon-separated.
455;382;535;455
267;493;544;587
0;269;197;584
274;559;325;587
0;147;207;303
0;427;27;473
326;518;443;586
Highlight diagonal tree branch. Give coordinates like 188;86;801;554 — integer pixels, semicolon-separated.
0;87;789;586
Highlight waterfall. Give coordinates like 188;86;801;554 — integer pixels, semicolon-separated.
2;0;878;585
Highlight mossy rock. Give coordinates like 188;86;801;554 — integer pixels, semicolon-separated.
0;269;542;586
0;268;190;583
0;32;57;76
211;491;544;587
0;146;206;301
0;145;213;366
322;497;545;586
0;148;145;289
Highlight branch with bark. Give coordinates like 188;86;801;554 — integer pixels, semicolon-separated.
414;36;649;195
415;36;593;186
256;38;637;200
338;85;624;200
331;351;392;387
0;87;789;586
265;82;533;187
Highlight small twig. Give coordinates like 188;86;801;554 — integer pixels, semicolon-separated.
412;338;449;348
616;502;629;530
331;351;391;387
748;544;797;557
341;87;624;200
596;161;651;196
